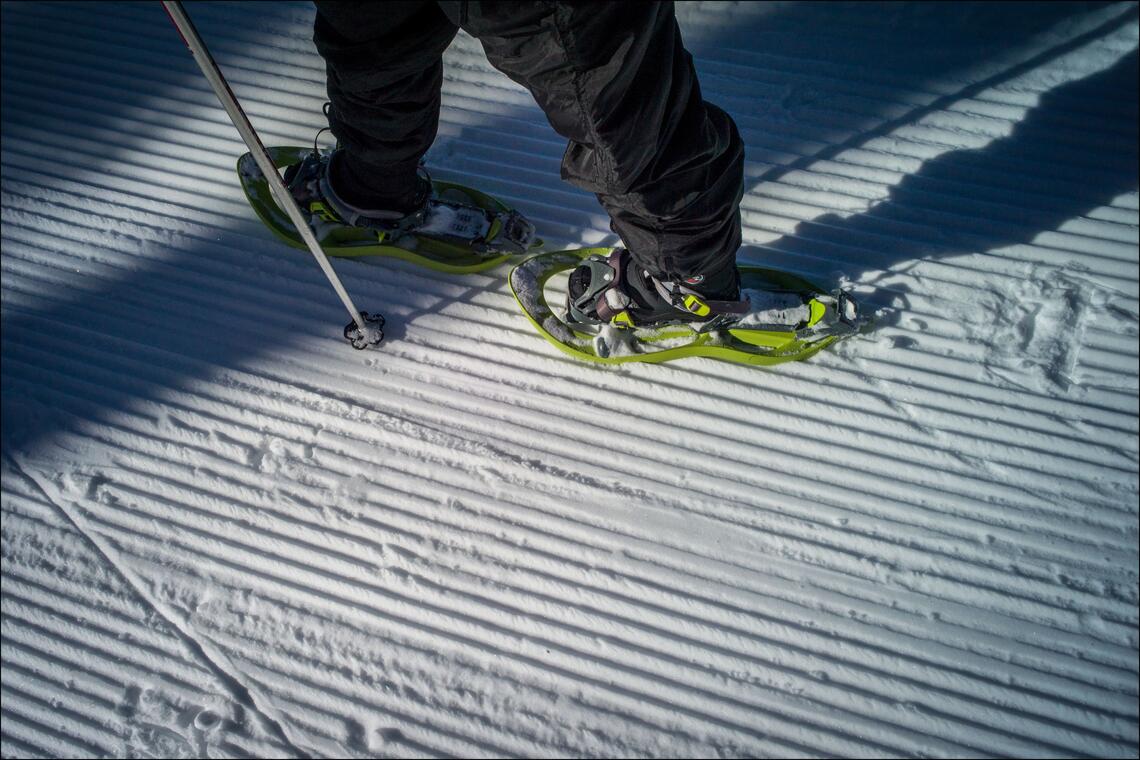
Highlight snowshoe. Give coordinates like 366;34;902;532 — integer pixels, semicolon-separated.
510;248;864;365
237;146;541;273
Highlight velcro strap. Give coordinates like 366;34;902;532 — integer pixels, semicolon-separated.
590;250;628;322
702;297;751;316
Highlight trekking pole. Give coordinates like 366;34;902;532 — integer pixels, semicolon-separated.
161;0;383;349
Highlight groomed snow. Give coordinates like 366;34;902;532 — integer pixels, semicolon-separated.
2;2;1137;757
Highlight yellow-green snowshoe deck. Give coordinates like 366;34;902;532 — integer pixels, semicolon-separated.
237;146;541;274
510;248;860;366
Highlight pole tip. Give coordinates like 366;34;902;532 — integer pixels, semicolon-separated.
344;312;385;349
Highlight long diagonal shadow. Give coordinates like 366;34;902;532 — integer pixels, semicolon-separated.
702;3;1139;312
2;1;335;459
750;46;1139;293
746;4;1138;190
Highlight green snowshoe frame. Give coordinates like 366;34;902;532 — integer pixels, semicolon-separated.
510;249;856;366
237;146;542;274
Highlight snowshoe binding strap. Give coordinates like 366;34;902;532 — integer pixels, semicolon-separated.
566;248;752;329
649;274;751;322
566;249;632;325
317;162;430;233
283;149;323;203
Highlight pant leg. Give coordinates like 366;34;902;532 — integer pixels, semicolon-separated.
455;1;744;296
313;1;458;204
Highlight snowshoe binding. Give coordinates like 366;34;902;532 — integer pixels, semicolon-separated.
510;248;865;365
565;248;750;330
238;145;540;273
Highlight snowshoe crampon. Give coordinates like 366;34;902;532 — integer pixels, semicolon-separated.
510;248;866;366
237;146;541;274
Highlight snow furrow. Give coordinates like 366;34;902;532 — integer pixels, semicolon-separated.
6;242;1130;499
84;515;889;757
0;671;126;745
13;469;1135;756
6;332;1130;747
89;460;1132;749
4;339;1135;656
4;353;1135;706
6;314;1130;638
4;282;1135;615
0;693;110;759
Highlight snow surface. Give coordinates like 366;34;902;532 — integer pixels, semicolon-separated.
2;1;1138;757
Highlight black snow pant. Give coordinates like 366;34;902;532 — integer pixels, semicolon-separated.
313;1;745;298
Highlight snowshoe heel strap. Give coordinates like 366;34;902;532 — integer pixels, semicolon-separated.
565;250;630;324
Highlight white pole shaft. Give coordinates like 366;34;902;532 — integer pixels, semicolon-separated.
162;0;369;332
